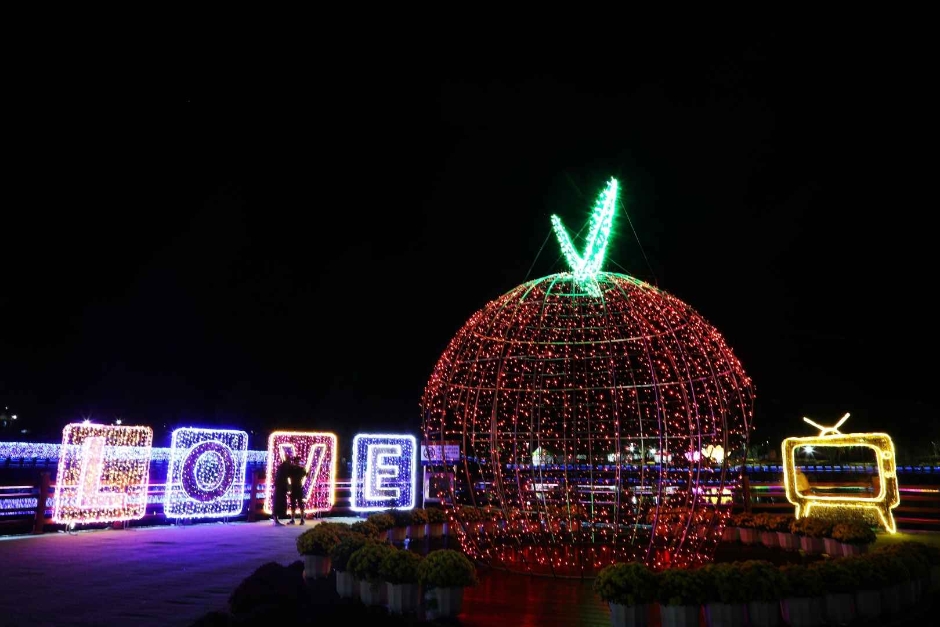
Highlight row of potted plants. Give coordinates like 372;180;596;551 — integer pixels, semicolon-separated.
725;513;876;556
296;520;479;618
355;508;451;542
594;540;940;627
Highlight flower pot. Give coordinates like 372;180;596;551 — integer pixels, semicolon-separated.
609;602;649;627
428;522;446;538
386;582;420;614
840;542;863;557
659;604;699;627
782;597;823;627
303;554;330;579
738;528;758;545
359;580;385;606
335;570;357;599
898;581;916;608
799;536;823;554
705;602;745;627
776;532;799;551
759;531;778;549
881;585;901;614
854;589;881;621
435;586;465;617
746;600;780;627
823;592;854;625
407;524;426;540
721;527;738;543
822;538;841;556
389;526;407;543
608;603;649;627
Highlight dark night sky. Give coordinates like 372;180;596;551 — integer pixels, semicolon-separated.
1;35;936;455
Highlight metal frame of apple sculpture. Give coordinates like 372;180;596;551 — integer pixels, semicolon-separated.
421;178;754;576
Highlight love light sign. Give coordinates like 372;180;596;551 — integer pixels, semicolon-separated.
263;431;337;514
351;433;417;511
53;423;153;524
165;427;249;519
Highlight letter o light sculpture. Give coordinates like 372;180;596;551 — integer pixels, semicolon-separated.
165;427;248;518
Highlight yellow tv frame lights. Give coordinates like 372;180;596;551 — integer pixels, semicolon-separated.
781;413;900;533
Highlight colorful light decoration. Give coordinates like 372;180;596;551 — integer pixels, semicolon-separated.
0;441;267;464
351;434;417;511
263;431;338;514
781;413;900;533
421;177;754;575
52;423;153;524
164;427;248;519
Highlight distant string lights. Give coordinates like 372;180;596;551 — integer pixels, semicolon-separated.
0;441;268;464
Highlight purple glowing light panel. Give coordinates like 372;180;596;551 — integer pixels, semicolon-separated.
351;433;417;511
264;431;337;514
165;427;248;518
53;423;154;524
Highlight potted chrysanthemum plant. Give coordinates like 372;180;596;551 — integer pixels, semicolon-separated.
700;562;747;627
738;560;784;627
849;553;888;621
811;558;859;625
417;549;478;618
409;508;429;540
593;561;657;627
790;517;831;555
426;506;449;538
329;533;371;599
830;520;876;556
295;522;347;579
655;567;706;627
379;548;423;614
389;509;413;543
779;562;824;627
347;542;396;606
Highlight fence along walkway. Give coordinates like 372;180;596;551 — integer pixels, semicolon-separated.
2;460;939;537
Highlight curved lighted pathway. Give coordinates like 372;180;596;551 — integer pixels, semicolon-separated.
0;520;354;627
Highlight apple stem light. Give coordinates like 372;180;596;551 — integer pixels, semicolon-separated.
551;177;619;291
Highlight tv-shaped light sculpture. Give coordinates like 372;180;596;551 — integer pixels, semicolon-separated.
53;423;153;524
781;413;899;533
351;433;417;511
165;427;248;519
263;431;338;514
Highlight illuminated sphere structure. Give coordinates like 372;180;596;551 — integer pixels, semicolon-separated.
421;178;754;576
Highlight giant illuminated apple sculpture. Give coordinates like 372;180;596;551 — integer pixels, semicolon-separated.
421;178;755;575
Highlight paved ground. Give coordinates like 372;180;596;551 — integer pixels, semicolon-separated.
1;521;936;627
0;519;347;627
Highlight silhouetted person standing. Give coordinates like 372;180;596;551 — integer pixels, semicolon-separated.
272;458;290;525
287;455;308;525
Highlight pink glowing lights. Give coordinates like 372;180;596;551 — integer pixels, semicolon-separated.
264;431;338;514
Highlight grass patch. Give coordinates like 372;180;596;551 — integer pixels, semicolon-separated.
873;530;940;550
